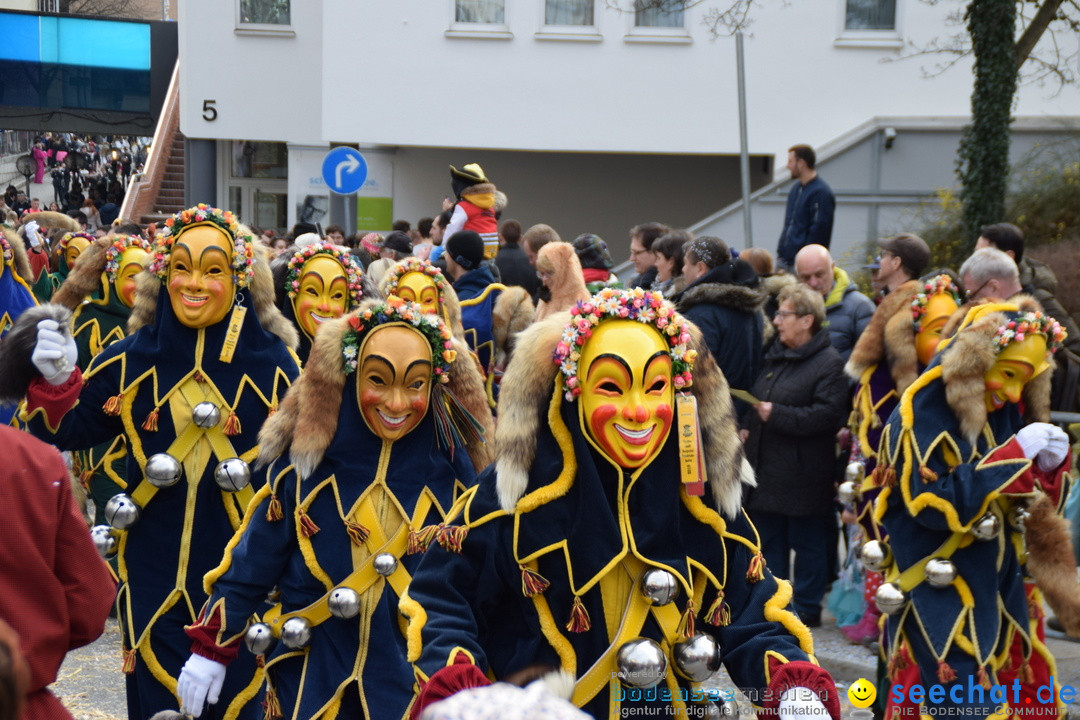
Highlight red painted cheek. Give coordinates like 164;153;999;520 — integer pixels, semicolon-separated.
589;404;619;453
655;403;674;429
360;389;383;409
410;397;428;413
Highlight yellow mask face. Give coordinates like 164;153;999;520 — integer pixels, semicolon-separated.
115;246;149;308
166;225;236;329
357;325;433;442
915;292;959;366
983;333;1049;413
578;320;675;470
65;236;91;269
293;255;349;338
395;272;440;316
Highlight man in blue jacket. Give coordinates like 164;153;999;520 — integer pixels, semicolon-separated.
776;145;835;271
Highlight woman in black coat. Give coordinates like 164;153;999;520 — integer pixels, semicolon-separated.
741;283;848;627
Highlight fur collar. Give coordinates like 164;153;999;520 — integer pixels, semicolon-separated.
494;313;754;519
677;281;765;315
534;241;589;321
1;227;33;284
845;279;920;389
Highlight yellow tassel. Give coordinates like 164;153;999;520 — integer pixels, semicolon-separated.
103;393;123;416
268;403;278;416
296;508;320;537
919;466;938;483
122;647;136;674
679;599;696;638
705;592;731;627
223;410;241;436
1019;659;1034;684
345;520;369;545
141;406;159;432
937;660;957;683
565;596;591;633
746;552;765;582
436;524;468;553
265;494;283;522
408;525;439;554
520;565;550;597
263;687;282;720
194;370;206;383
977;665;991;689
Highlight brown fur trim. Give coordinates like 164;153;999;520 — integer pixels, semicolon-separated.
534;242;589;321
53;236;110;310
845;280;920;381
491;285;535;365
493;311;753;518
445;336;496;472
1;227;33;284
1024;493;1080;638
126;228;297;349
940;300;989;343
0;304;72;404
883;309;919;396
22;211;78;233
495;313;569;511
461;182;496;197
941;309;1005;443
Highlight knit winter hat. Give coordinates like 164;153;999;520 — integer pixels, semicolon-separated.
446;230;485;271
571;233;613;271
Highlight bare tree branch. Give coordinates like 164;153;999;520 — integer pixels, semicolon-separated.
1015;0;1066;67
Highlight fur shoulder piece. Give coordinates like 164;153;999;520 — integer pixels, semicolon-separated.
493;312;754;518
2;227;33;284
53;235;110;310
535;242;589;321
491;285;535;362
22;211;78;233
462;182;496;197
0;303;72;404
677;282;766;315
883;307;918;396
845;280;919;381
940;299;989;344
940;296;1051;443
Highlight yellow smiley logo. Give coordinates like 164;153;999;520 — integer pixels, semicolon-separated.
848;678;876;709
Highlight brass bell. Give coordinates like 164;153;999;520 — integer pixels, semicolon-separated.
616;637;667;689
280;617;312;649
192;401;221;429
924;558;957;588
837;480;858;505
90;525;117;558
244;622;275;655
328;587;362;619
373;553;398;577
672;633;722;682
105;494;141;530
845;461;865;485
874;582;906;615
214;458;251;492
971;512;1000;541
859;540;891;573
640;568;679;606
144;453;182;488
1008;505;1030;531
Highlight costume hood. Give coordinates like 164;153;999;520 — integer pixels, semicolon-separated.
534;242;589;321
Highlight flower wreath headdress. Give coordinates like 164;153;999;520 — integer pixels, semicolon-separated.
341;294;457;382
911;274;964;332
991;310;1066;357
553;287;697;402
148;204;256;289
59;231;96;253
382;257;451;303
285;242;365;307
103;235;152;283
0;233;12;265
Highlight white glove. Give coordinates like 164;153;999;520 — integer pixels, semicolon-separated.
1015;423;1052;460
177;653;227;718
31;319;77;385
1036;425;1070;471
24;220;41;248
778;686;829;720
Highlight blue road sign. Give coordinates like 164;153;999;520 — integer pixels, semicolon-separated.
321;147;368;195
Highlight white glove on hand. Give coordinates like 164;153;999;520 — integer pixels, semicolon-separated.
31;319;77;385
1036;425;1070;471
1015;423;1052;460
778;686;829;720
24;220;41;248
177;654;226;718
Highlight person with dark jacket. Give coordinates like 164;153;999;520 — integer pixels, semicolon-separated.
493;219;539;297
776;144;834;271
741;284;848;627
673;236;766;402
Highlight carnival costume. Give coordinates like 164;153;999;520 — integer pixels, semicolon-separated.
872;297;1072;719
283;242;369;362
0;228;38;426
181;296;493;720
33;230;95;301
403;288;841;720
5;205;302;720
446;163;502;258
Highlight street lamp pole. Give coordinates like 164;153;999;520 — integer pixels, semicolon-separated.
736;31;754;248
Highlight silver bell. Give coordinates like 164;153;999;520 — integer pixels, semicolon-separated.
924;558;957;588
144;453;182;488
104;494;141;530
192;401;221;429
1008;505;1030;531
837;480;858;505
874;582;907;615
280;617;312;649
327;587;362;619
859;540;891;573
616;637;668;689
373;553;398;577
214;458;251;492
845;461;865;485
640;568;680;606
90;525;117;558
971;512;1001;541
244;622;275;655
713;696;740;719
673;633;722;682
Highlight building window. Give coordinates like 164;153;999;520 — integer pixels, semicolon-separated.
635;0;684;27
456;0;505;23
845;0;895;30
231;141;287;179
545;0;593;25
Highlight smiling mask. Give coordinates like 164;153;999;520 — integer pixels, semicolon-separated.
915;292;959;366
983;333;1048;414
166;224;236;329
293;255;349;338
396;271;440;316
357;324;433;442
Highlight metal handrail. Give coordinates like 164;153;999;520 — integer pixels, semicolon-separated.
119;59;180;224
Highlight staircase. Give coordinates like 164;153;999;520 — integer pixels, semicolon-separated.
143;134;186;226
